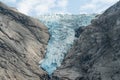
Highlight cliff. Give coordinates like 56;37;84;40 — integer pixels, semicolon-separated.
0;2;49;80
52;1;120;80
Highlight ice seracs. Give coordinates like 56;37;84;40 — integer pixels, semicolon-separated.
39;14;96;74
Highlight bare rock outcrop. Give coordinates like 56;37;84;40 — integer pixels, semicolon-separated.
0;2;49;80
52;1;120;80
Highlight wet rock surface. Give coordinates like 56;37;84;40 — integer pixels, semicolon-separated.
75;26;84;38
0;2;49;80
52;1;120;80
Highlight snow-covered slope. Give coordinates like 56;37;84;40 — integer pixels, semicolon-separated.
39;14;96;74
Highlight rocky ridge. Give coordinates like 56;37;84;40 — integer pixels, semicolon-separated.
0;2;49;80
52;1;120;80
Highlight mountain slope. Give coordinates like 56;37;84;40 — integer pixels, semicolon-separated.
52;1;120;80
0;2;49;80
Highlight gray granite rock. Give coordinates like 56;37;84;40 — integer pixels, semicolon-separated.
52;1;120;80
0;2;50;80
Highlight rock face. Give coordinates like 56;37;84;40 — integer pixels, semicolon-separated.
52;1;120;80
0;2;49;80
75;26;84;38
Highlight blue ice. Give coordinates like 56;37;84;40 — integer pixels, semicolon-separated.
39;14;96;74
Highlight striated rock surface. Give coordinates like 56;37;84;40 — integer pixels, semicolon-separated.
0;2;50;80
52;1;120;80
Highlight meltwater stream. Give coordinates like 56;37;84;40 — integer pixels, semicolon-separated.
39;14;96;75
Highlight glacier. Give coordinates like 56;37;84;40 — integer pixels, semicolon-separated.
39;14;96;75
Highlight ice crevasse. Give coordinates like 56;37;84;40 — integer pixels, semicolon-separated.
39;14;96;75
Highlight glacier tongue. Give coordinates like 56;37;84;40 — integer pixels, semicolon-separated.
39;14;96;75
